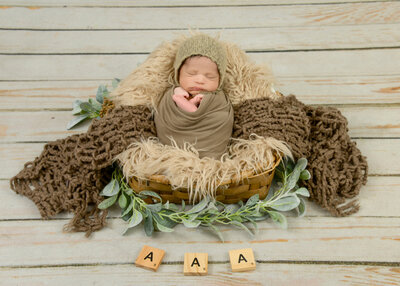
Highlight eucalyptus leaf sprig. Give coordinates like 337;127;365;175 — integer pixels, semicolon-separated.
67;78;120;130
98;157;311;241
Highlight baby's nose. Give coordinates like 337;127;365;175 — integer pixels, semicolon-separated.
194;75;206;83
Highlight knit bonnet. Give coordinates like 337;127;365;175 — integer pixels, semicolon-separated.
173;34;227;89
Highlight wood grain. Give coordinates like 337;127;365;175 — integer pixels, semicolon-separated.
1;76;399;109
1;1;399;282
1;3;399;29
0;216;399;266
0;106;398;143
0;0;389;7
1;263;399;286
2;24;399;54
2;49;400;81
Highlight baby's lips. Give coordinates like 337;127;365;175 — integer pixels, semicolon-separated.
190;87;203;91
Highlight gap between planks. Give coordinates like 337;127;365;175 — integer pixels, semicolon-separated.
0;0;393;8
1;260;399;269
2;46;400;55
3;103;400;112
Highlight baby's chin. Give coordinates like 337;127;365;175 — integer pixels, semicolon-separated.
189;90;202;95
189;89;216;95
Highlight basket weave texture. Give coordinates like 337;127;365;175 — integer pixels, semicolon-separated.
129;155;281;204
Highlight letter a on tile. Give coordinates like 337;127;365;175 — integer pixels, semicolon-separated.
135;245;165;271
184;253;208;275
229;248;256;272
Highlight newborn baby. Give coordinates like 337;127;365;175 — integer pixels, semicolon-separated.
154;34;234;159
172;55;219;112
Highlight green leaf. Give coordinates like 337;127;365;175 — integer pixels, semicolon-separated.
182;218;201;228
72;100;83;115
121;209;143;235
295;187;310;197
100;179;120;197
206;209;220;215
296;158;308;172
80;102;97;114
67;114;89;130
296;197;306;217
153;211;177;229
230;221;254;237
245;194;259;207
96;85;107;103
285;158;295;173
124;188;133;196
205;201;219;212
155;221;175;232
246;218;259;235
187;213;199;221
180;200;186;211
122;211;132;222
146;203;162;213
144;209;154;236
138;190;162;202
248;214;270;221
224;204;239;214
163;201;169;209
300;170;311;180
121;199;134;217
286;168;301;191
215;201;225;212
118;192;128;209
98;194;118;210
186;197;209;214
128;209;143;228
165;202;179;211
88;98;102;111
231;215;243;223
268;210;287;229
112;78;121;89
207;223;224;242
163;201;179;212
270;196;300;211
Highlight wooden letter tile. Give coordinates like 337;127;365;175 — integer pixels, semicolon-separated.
229;248;256;272
135;245;165;271
183;253;208;275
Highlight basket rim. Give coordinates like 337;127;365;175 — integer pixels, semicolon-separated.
132;153;282;186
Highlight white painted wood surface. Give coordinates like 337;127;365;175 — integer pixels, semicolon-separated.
0;1;399;284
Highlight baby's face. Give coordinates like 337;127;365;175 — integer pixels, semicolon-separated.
178;56;219;95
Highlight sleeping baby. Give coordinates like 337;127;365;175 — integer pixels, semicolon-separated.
154;34;234;159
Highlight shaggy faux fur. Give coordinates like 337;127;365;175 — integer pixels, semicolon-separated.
110;32;279;109
9;32;368;236
115;135;292;203
111;32;368;216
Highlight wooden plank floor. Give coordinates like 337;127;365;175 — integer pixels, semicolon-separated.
1;1;399;285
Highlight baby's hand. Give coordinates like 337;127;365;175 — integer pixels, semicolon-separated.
173;87;189;99
189;94;204;107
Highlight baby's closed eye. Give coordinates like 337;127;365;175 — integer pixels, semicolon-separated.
206;74;218;79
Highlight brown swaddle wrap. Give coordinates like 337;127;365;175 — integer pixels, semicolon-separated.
154;86;234;159
154;35;233;159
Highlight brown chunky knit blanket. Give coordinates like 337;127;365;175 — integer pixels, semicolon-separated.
10;94;368;236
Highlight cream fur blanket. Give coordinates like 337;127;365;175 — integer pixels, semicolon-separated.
110;33;279;108
110;32;289;202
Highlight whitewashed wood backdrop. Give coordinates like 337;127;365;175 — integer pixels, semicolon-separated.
0;1;399;285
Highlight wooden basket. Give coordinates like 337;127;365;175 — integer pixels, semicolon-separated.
129;155;281;204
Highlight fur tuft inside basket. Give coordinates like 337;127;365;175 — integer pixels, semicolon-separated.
129;153;281;205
